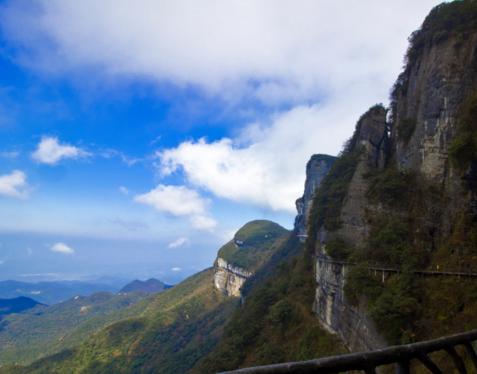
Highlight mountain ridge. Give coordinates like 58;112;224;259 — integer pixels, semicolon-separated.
119;278;171;294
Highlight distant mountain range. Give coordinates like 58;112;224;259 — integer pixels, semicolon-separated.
0;297;43;319
0;280;121;305
120;278;172;294
0;291;150;366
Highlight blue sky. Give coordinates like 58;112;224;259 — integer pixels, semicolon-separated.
0;0;441;284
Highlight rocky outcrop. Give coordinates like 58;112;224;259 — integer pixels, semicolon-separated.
392;30;477;183
334;105;388;248
214;257;252;297
213;220;289;297
314;257;386;351
313;106;388;350
311;3;477;352
294;154;335;241
391;13;477;230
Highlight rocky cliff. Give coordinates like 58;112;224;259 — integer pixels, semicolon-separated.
213;220;289;297
312;106;388;351
214;257;252;297
294;154;336;242
309;1;477;351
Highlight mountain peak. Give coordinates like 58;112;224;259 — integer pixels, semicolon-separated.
119;278;171;294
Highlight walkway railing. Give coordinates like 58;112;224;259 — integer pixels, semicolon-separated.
317;255;477;279
220;329;477;373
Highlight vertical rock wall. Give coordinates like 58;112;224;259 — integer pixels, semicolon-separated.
312;10;477;352
214;257;252;297
314;257;386;351
313;106;388;351
294;154;336;242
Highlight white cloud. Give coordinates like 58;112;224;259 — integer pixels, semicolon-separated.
171;267;181;272
1;0;442;213
134;184;207;216
134;184;217;231
0;170;29;199
50;242;75;254
0;0;439;103
189;215;217;231
32;136;89;165
118;186;129;195
159;99;361;212
168;237;189;249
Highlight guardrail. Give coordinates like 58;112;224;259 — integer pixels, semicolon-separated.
317;255;477;279
220;329;477;373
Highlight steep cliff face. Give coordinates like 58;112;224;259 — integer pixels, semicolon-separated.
334;105;388;248
213;220;289;297
393;10;477;183
214;257;252;297
294;154;336;241
312;106;388;351
310;1;477;351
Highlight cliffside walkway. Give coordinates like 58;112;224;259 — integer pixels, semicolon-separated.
317;255;477;279
221;328;477;373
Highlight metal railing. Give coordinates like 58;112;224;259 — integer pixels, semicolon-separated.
220;329;477;373
317;255;477;279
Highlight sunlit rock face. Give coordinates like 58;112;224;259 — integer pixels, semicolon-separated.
214;257;252;297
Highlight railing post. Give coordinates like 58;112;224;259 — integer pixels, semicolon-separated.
463;342;477;369
445;346;467;374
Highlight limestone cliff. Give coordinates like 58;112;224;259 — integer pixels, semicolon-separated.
214;257;252;297
213;220;289;297
309;2;477;351
333;105;388;248
312;106;388;351
294;154;336;242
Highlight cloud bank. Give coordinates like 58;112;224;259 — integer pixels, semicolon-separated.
1;0;441;213
1;0;439;104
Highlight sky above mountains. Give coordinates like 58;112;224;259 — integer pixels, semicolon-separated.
0;0;440;283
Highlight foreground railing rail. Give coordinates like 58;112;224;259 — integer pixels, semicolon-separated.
220;329;477;374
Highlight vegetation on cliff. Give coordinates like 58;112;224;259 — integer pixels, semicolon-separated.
449;89;477;172
407;0;477;65
217;220;289;271
322;1;477;348
194;236;343;372
307;145;361;242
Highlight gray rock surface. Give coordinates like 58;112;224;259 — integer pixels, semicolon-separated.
312;24;477;352
294;154;335;241
214;257;252;297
